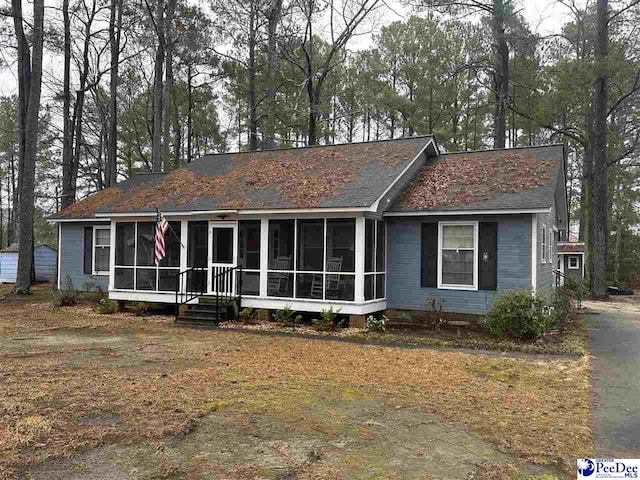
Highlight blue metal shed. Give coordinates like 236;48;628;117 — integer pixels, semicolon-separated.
0;243;58;283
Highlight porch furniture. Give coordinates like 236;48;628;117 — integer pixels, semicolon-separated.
268;256;291;294
312;257;343;299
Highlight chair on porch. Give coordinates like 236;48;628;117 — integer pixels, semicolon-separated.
311;257;342;299
268;256;291;295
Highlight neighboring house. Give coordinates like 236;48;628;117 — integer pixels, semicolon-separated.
49;136;568;322
558;242;585;283
0;243;58;283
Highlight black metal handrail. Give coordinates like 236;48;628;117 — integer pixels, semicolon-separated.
552;268;567;288
174;265;243;322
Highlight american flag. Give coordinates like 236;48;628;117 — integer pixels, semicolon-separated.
154;210;169;266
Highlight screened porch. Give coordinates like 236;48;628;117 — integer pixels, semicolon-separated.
107;216;386;312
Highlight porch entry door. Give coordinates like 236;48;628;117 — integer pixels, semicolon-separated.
208;222;237;295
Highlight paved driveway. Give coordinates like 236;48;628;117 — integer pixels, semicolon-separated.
587;310;640;456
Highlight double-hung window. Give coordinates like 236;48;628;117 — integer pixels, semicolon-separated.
541;226;547;263
549;230;553;264
93;227;111;275
438;222;477;290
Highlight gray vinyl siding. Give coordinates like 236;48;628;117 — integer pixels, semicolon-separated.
34;245;57;282
536;201;557;290
59;222;110;291
386;214;532;315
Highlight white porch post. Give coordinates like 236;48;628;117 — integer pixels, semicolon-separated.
180;219;188;293
259;218;268;297
108;219;116;291
355;215;365;303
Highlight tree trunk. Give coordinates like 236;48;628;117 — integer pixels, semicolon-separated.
162;0;176;170
492;0;509;149
60;0;73;206
247;0;258;151
106;0;123;187
590;0;609;296
263;0;283;150
13;0;44;291
187;65;193;163
151;0;165;172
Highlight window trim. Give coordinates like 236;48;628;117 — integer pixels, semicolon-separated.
568;255;580;269
541;226;547;263
548;229;553;264
437;221;478;291
92;226;111;275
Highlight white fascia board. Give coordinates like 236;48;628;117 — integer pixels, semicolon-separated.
238;207;369;215
384;208;551;217
370;138;436;212
558;251;585;256
96;210;239;218
49;217;111;223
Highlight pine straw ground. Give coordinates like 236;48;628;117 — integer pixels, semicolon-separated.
0;287;592;479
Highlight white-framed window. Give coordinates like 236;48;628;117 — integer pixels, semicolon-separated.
541;226;547;263
93;226;111;275
568;256;580;269
548;229;553;264
266;218;360;302
438;222;478;290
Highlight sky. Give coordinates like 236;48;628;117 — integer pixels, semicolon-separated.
0;0;582;98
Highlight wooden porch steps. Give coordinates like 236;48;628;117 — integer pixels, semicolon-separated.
176;296;237;327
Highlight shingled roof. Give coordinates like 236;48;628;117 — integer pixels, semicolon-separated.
389;145;564;212
51;136;434;219
559;242;585;253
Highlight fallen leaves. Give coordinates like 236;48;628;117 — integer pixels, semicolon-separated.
397;150;558;210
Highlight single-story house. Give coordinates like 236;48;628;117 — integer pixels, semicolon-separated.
49;136;567;323
0;243;58;283
558;242;585;282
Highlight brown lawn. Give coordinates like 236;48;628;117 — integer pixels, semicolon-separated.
0;285;592;479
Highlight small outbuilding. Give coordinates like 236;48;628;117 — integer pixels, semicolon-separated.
558;242;585;283
0;243;58;283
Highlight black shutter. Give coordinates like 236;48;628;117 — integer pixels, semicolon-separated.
478;222;497;290
421;223;438;288
83;226;93;274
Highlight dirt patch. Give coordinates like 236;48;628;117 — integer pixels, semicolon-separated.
584;293;640;314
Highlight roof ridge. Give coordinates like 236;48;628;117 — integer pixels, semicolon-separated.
197;135;434;158
441;143;564;156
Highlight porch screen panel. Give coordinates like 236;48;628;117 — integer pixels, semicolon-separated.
136;223;155;266
238;220;260;295
325;219;355;301
268;220;294;297
158;222;180;291
364;219;386;300
115;223;135;289
296;220;324;299
297;220;324;271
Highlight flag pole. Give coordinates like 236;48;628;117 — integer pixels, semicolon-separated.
154;205;185;249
